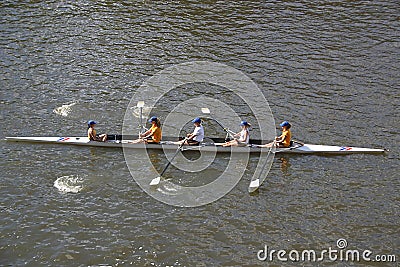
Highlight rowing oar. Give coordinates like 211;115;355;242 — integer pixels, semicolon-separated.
137;101;145;137
149;136;189;186
201;108;235;139
248;140;276;192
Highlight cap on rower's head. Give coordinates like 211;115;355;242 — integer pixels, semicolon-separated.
280;121;290;127
240;120;249;126
148;116;157;122
88;120;97;125
192;117;201;124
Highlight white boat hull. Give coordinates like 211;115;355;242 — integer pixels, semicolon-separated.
5;136;386;154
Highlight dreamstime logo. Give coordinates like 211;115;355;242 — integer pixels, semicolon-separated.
122;61;276;207
336;238;347;249
257;238;397;263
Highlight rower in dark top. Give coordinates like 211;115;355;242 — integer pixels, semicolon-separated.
87;120;107;142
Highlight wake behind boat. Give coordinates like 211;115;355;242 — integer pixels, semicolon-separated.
5;135;386;155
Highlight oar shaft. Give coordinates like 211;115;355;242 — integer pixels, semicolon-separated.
160;161;173;177
256;141;275;179
159;137;188;177
249;140;276;192
201;108;234;138
207;118;235;139
139;106;143;136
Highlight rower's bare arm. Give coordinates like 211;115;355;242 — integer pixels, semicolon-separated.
141;129;151;137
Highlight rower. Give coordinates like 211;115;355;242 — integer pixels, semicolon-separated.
222;120;251;147
180;117;204;146
260;121;292;148
130;116;162;144
87;120;107;142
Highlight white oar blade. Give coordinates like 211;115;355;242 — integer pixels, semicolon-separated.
137;101;145;108
248;179;260;192
149;176;161;186
201;108;210;114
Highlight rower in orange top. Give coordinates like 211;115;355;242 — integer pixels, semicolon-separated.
260;121;292;148
87;120;107;142
130;116;162;144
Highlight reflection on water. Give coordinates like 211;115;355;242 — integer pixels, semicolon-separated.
278;156;291;176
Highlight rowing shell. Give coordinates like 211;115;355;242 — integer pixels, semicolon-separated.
5;136;386;154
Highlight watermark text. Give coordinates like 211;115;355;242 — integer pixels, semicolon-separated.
257;239;396;263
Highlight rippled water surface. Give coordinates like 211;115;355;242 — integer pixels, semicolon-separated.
1;1;399;266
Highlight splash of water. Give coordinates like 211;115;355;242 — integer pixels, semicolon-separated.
53;103;76;117
54;175;84;193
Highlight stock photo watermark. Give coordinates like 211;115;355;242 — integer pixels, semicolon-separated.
123;61;276;207
257;238;396;263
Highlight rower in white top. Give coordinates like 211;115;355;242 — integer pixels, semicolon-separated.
222;121;251;147
178;117;205;146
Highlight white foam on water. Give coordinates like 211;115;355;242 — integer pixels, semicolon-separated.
53;102;76;117
54;175;84;193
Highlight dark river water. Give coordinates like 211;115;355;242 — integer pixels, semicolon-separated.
1;1;399;266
